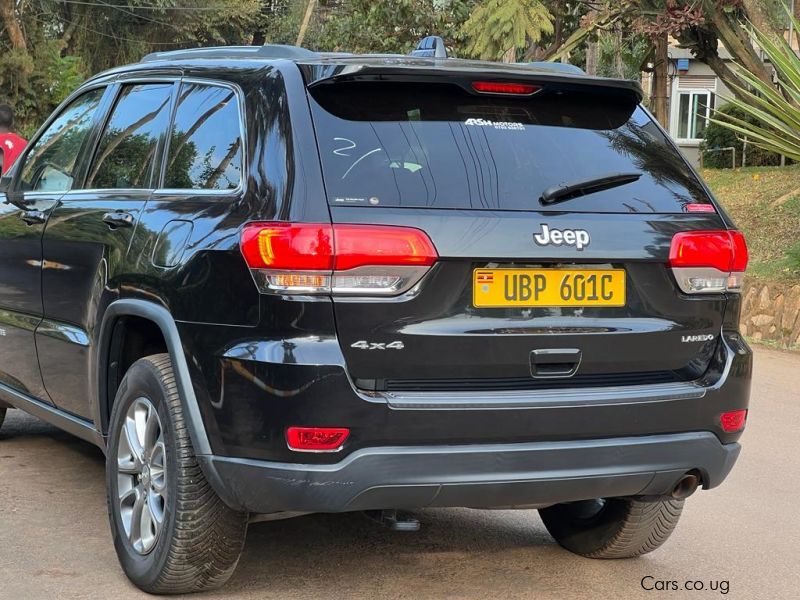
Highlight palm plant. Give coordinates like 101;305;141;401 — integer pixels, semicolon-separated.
710;14;800;162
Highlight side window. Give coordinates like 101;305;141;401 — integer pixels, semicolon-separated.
164;83;243;191
20;88;105;192
86;83;173;190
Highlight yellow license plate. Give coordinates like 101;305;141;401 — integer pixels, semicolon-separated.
473;268;626;308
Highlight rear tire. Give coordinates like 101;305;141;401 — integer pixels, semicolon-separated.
0;406;5;432
539;497;684;559
106;353;248;594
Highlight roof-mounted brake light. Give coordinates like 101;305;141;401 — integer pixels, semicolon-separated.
472;81;541;96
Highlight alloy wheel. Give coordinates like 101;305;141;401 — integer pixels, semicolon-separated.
116;397;167;555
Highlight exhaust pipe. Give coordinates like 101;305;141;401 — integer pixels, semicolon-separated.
671;472;701;500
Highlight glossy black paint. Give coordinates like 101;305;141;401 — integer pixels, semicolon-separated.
0;194;56;401
0;53;752;514
39;192;148;418
178;320;750;465
328;208;729;383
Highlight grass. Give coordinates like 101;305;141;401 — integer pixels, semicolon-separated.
700;164;800;282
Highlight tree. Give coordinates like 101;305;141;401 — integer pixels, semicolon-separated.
0;1;263;134
0;0;26;50
461;0;554;62
547;2;789;106
318;0;475;54
710;15;800;162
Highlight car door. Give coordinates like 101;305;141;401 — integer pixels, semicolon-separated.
37;80;176;419
0;87;107;403
135;79;251;325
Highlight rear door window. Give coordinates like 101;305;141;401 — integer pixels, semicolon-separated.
86;83;173;190
308;82;709;213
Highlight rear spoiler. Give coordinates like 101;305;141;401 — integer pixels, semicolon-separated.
299;58;643;104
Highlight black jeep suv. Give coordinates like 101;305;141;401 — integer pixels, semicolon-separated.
0;44;751;593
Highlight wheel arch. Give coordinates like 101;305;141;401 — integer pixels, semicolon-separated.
95;299;212;455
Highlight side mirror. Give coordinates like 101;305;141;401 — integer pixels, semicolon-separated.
0;175;26;209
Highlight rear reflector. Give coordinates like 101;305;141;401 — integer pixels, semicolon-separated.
241;222;438;296
685;203;716;213
669;230;748;294
720;409;747;433
286;427;350;452
472;81;541;95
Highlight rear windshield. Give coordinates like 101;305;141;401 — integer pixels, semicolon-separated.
308;82;710;213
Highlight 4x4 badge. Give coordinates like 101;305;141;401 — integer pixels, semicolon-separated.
533;224;590;251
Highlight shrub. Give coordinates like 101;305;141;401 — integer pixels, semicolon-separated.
700;104;783;168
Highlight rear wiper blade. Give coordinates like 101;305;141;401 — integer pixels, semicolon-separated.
539;172;642;205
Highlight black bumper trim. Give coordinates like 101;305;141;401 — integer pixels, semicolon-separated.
199;432;740;514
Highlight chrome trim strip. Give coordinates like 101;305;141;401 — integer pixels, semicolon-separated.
0;308;41;332
382;381;707;410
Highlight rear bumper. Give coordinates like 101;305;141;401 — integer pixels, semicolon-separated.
199;431;740;513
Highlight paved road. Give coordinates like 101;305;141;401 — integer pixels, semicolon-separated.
0;346;798;600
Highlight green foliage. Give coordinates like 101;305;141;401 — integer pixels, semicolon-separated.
461;0;554;61
258;0;315;46
0;1;263;135
788;239;800;271
709;13;800;162
701;103;783;168
318;0;476;55
0;40;85;137
596;30;650;80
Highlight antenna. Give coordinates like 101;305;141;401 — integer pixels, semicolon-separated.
410;36;447;59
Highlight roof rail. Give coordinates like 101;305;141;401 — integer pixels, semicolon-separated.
141;44;319;63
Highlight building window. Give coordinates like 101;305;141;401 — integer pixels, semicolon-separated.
676;91;715;140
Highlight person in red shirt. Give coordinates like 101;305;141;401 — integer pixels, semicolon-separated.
0;104;27;175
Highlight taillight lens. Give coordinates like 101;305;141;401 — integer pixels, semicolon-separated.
286;426;350;452
472;81;541;95
334;224;437;270
241;222;438;296
240;223;333;270
669;230;748;294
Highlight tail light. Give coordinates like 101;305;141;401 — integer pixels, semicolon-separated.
669;230;748;294
472;81;541;95
241;222;438;296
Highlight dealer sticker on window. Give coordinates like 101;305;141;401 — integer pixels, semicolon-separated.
464;118;525;131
